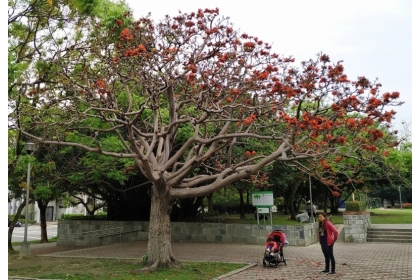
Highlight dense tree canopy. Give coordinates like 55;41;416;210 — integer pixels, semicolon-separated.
8;0;132;250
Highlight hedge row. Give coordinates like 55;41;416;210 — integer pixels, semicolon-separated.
60;213;107;220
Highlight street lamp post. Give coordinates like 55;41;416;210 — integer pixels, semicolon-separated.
308;174;314;223
399;186;402;210
19;142;35;256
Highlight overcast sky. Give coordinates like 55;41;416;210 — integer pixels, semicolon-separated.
125;0;413;134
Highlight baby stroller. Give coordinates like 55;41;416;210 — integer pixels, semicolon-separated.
263;230;288;267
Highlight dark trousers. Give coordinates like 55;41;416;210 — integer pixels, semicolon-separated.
307;212;316;222
320;242;335;272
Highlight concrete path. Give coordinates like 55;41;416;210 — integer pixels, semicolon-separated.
10;224;413;280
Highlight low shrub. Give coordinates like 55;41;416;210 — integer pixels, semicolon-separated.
8;214;36;225
61;214;107;220
345;200;367;211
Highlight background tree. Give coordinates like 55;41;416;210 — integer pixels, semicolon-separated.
16;8;403;271
8;0;131;250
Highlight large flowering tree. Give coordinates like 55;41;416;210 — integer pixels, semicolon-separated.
16;8;402;271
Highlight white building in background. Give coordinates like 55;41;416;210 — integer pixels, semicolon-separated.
8;196;89;223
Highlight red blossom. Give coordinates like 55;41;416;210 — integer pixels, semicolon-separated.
185;21;195;27
119;28;133;41
382;150;390;157
96;80;105;88
230;89;240;95
138;44;146;52
243;42;255;52
320;54;330;62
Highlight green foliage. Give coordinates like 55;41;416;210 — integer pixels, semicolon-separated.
212;188;240;204
8;214;24;220
61;214;107;220
142;254;148;265
8;214;36;225
345;200;367;211
33;183;55;199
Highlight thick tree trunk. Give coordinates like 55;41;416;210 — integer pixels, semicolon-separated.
238;189;245;219
287;194;296;219
8;201;28;251
246;191;250;213
282;199;288;215
207;193;213;212
323;188;329;213
133;181;181;273
37;199;50;243
329;196;339;214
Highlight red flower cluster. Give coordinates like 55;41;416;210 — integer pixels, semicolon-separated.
243;42;255;52
245;150;257;156
124;44;147;57
361;145;377;152
320;54;330;62
370;129;384;141
119;28;133;41
230;88;240;95
243;114;257;125
331;191;340;197
96;80;105;88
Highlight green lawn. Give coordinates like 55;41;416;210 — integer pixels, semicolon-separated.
8;256;247;280
203;208;412;225
367;208;412;224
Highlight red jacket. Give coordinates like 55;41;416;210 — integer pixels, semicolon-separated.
318;220;338;246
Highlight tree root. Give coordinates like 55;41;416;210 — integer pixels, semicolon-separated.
131;258;183;274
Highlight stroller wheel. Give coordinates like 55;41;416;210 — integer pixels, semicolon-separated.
284;259;288;266
263;260;266;267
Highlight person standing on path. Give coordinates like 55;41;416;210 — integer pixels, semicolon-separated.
383;199;388;209
318;212;338;275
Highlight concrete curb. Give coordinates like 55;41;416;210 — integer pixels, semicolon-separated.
212;262;258;280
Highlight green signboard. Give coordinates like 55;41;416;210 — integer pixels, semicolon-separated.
252;191;274;207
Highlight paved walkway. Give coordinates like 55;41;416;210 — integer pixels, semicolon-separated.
10;224;413;280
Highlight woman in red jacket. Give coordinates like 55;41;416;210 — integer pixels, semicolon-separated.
318;212;338;274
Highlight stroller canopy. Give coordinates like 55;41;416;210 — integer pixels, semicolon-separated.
267;230;287;247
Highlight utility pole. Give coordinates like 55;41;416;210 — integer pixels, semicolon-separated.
399;186;402;210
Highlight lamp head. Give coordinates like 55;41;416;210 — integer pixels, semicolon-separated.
24;142;35;155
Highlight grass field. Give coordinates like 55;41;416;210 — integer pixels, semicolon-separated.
8;255;247;280
367;208;412;224
203;208;412;225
